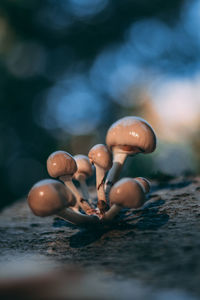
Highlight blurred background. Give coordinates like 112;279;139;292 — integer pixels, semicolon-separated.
0;0;199;209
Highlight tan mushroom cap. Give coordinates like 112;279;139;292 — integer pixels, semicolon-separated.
28;179;76;217
73;155;93;180
106;116;156;154
47;151;77;178
88;144;112;171
109;178;146;209
134;177;151;193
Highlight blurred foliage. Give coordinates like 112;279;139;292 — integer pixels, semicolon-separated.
1;0;199;209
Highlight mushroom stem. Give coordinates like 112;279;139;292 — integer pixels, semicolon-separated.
95;166;109;214
60;175;94;215
57;208;100;226
77;175;91;202
102;204;121;221
105;151;127;197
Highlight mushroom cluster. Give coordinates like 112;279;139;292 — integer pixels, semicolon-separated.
28;116;156;226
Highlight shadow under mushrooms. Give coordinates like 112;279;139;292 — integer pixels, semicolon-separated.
51;197;169;248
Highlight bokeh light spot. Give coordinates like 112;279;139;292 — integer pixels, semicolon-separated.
37;76;105;135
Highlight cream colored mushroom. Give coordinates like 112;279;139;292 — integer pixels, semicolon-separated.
73;155;93;201
105;116;156;194
103;177;148;221
88;144;112;214
28;179;99;225
47;151;93;215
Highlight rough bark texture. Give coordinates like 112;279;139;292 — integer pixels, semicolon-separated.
0;177;200;299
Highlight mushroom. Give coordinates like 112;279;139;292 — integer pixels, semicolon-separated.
88;144;112;214
73;155;93;202
28;179;99;225
134;177;151;194
103;177;148;221
105;116;156;194
47;151;93;215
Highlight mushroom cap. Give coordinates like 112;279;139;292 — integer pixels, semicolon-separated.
47;151;77;178
106;116;156;155
134;177;151;193
109;178;146;209
88;144;112;171
28;179;76;217
73;155;93;180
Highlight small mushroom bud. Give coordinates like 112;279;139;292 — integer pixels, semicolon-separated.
47;151;93;215
134;177;151;194
88;144;112;214
28;179;99;225
73;155;93;201
103;178;146;221
105;116;156;194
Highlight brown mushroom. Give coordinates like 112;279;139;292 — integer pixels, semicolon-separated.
73;155;93;201
103;178;147;221
28;179;99;225
88;144;112;214
28;179;75;217
105;116;156;194
47;151;93;214
134;177;151;194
